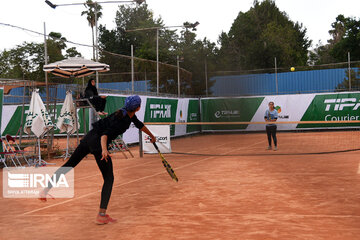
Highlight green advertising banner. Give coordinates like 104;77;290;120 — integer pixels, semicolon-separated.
298;93;360;128
3;106;28;136
2;104;90;136
144;98;178;136
0;89;3;130
104;96;126;114
201;97;264;131
186;99;201;133
0;88;3;152
3;92;359;141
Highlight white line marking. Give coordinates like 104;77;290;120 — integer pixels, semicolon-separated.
357;161;360;174
21;141;264;216
20;213;360;219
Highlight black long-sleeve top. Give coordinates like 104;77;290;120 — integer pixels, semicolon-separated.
82;109;144;153
84;86;98;99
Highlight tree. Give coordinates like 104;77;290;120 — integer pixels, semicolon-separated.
0;32;82;81
329;15;360;62
311;15;360;64
176;27;217;95
81;0;103;60
99;4;180;92
98;4;218;95
218;0;311;70
0;42;43;80
47;32;68;63
65;47;82;58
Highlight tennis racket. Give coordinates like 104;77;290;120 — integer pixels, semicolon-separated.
153;142;178;182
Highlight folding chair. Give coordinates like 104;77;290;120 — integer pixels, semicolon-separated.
110;136;134;159
4;135;32;166
0;138;22;168
0;151;8;168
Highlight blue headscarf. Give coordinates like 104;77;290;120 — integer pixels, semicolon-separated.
124;95;141;112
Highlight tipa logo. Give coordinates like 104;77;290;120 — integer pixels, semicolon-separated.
214;110;240;119
8;172;69;188
324;98;360;111
150;104;171;119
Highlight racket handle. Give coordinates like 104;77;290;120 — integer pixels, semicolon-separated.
153;142;159;151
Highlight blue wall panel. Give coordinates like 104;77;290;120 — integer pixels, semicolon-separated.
210;68;357;96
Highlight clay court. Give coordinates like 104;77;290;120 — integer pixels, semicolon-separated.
1;132;360;240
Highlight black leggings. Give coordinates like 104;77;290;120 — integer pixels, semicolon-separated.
266;125;277;147
50;139;114;209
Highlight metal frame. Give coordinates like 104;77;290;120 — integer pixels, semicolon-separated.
74;98;101;145
4;134;32;166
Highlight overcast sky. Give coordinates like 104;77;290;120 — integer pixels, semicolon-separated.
0;0;359;60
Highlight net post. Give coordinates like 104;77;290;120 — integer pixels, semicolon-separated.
139;129;143;158
198;97;203;133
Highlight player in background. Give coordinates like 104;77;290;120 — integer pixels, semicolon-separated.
264;101;278;151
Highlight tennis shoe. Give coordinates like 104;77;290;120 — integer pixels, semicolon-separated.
267;146;272;150
96;214;117;225
38;189;54;202
274;146;278;151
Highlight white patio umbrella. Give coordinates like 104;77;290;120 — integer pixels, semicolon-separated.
24;89;55;166
56;91;79;134
56;91;80;159
43;57;110;78
24;89;54;138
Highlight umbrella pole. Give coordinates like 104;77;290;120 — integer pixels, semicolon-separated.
50;85;58;153
19;82;26;146
65;133;70;160
38;138;41;166
74;103;80;146
60;132;71;160
44;22;51;161
37;137;55;167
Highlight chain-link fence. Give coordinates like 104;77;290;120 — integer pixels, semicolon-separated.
207;61;360;97
2;59;360;105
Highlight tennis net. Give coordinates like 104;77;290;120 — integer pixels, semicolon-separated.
144;121;360;156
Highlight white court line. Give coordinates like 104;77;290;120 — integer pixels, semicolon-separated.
357;161;360;174
21;140;264;216
21;213;360;219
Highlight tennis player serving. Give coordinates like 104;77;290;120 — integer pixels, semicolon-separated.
39;95;156;225
264;101;278;151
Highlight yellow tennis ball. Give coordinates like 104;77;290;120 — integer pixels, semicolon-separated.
290;67;295;72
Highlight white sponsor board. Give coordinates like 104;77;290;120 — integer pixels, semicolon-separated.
3;167;74;198
247;93;315;131
122;95;148;144
175;98;189;137
1;105;17;134
142;125;171;154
